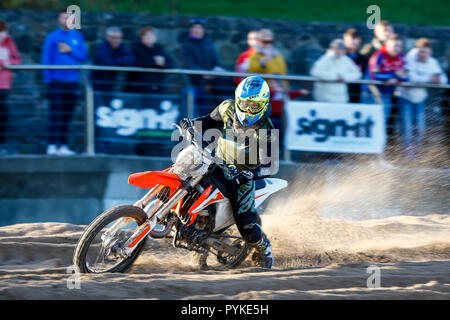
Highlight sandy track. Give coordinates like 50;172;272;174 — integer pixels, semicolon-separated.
0;212;449;299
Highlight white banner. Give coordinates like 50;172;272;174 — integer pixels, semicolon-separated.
284;101;386;154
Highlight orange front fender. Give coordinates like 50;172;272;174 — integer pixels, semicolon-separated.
128;171;183;191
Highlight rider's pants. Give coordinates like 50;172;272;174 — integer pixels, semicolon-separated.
209;166;262;244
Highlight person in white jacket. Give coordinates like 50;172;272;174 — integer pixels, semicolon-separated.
310;39;362;103
399;38;448;161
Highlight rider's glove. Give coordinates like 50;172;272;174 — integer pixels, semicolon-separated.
237;170;254;184
227;166;254;184
179;118;193;131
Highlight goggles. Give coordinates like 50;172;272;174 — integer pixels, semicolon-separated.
237;98;265;114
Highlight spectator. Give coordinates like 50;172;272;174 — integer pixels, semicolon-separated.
91;26;135;92
248;29;307;122
125;27;174;94
360;20;394;68
310;39;362;103
399;38;448;161
180;18;229;113
343;28;365;102
367;33;407;118
0;20;21;155
234;30;260;85
248;29;288;85
41;10;88;156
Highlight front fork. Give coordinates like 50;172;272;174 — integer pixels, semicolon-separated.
106;176;204;257
100;184;163;247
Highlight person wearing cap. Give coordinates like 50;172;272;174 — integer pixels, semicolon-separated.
180;18;228;113
310;39;362;103
180;18;224;83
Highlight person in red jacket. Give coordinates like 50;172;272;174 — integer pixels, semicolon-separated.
368;34;407;114
0;20;21;155
367;33;407;140
234;30;260;85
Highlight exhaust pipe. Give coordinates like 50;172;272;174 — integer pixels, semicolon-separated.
149;219;176;238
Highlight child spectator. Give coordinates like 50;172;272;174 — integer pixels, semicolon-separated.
343;28;365;102
399;38;448;160
125;27;174;94
310;39;361;103
91;26;135;92
234;30;260;85
41;10;88;156
368;33;407;117
0;19;21;155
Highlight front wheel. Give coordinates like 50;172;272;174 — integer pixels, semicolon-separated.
73;205;148;273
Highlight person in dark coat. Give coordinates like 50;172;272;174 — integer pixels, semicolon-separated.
91;26;135;92
343;28;366;103
125;27;174;94
180;18;232;114
180;18;223;85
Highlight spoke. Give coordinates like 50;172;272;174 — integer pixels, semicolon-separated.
86;219;142;273
94;245;107;267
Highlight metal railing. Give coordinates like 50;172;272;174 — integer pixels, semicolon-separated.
9;64;450;89
3;64;450;168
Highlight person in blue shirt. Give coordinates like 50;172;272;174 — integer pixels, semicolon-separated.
91;26;135;92
41;10;88;156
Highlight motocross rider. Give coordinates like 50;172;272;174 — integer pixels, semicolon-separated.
179;76;275;269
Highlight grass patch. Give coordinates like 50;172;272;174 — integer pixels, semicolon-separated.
1;0;449;26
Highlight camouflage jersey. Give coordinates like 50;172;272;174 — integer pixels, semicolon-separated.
194;99;275;171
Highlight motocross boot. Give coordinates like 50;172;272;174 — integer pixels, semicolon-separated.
250;233;273;269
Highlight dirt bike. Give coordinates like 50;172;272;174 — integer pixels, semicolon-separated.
73;125;287;273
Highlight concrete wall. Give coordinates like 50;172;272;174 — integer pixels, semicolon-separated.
0;156;448;226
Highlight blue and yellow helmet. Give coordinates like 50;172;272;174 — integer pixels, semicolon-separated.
235;76;270;126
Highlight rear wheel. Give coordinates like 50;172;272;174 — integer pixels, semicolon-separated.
197;225;251;270
73;205;148;273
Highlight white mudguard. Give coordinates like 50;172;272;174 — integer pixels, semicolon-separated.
212;178;288;231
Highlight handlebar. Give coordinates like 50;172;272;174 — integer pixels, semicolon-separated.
175;124;232;174
174;123;269;181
